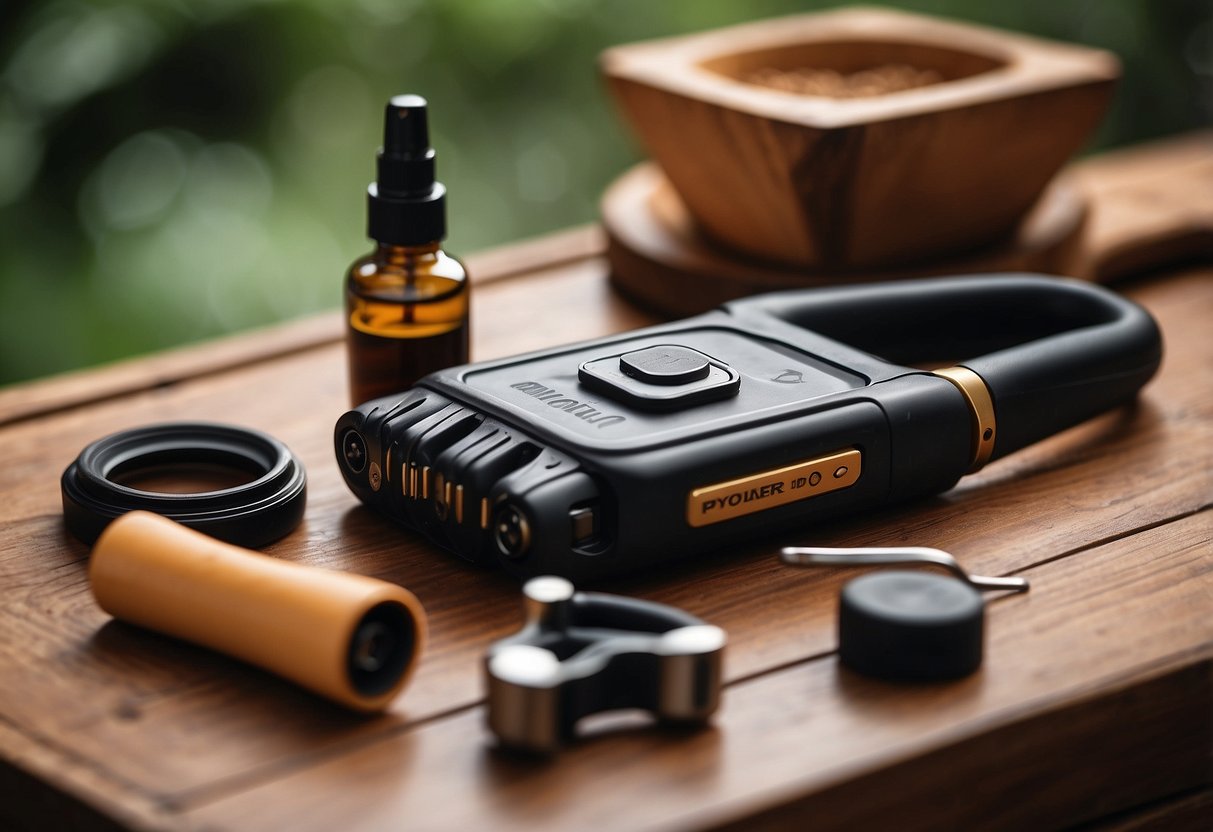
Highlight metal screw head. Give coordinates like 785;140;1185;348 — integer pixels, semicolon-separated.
369;462;382;492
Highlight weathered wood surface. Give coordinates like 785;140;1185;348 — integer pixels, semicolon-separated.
0;137;1210;831
191;514;1213;832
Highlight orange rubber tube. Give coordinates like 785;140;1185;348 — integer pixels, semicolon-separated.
89;511;425;712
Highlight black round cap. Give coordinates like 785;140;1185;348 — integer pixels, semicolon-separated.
838;571;984;682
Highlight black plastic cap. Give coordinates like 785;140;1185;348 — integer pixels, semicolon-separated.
838;571;984;682
368;94;446;245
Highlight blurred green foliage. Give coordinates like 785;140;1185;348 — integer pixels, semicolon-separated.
0;0;1209;385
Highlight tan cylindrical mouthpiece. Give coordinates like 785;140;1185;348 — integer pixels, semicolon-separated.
89;511;425;712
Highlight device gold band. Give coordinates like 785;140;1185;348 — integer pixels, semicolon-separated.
933;366;997;472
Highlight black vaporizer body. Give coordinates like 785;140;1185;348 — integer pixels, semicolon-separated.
335;275;1161;582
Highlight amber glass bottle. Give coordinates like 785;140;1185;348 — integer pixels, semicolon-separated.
346;95;469;406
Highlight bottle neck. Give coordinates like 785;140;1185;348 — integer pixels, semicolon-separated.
374;241;441;265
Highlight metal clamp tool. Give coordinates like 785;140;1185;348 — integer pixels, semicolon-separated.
485;576;726;754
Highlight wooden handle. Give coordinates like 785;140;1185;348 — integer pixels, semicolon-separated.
90;511;426;712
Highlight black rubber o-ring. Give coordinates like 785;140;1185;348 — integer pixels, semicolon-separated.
61;422;307;547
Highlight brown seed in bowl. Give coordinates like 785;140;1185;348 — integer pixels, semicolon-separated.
743;63;943;98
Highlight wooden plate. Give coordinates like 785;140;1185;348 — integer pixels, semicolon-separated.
603;162;1088;318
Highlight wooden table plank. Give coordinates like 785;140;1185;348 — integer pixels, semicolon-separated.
0;265;1208;828
0;140;1210;831
0;248;657;822
186;512;1213;831
1090;787;1213;832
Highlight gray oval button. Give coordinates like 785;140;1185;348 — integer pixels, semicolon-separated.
619;345;711;386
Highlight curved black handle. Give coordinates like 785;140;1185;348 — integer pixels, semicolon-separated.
728;274;1163;461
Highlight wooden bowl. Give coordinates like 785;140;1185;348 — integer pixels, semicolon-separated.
601;7;1118;270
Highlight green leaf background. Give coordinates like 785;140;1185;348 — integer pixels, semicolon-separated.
0;0;1208;385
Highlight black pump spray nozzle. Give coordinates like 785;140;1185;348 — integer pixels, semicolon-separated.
384;96;429;155
368;94;446;245
378;95;437;198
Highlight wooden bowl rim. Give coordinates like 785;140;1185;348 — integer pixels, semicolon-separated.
601;6;1120;129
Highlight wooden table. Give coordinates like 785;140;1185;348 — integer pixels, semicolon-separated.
1;135;1210;832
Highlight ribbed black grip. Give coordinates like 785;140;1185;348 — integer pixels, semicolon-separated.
728;274;1163;461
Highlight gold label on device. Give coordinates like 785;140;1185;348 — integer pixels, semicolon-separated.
686;449;862;527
